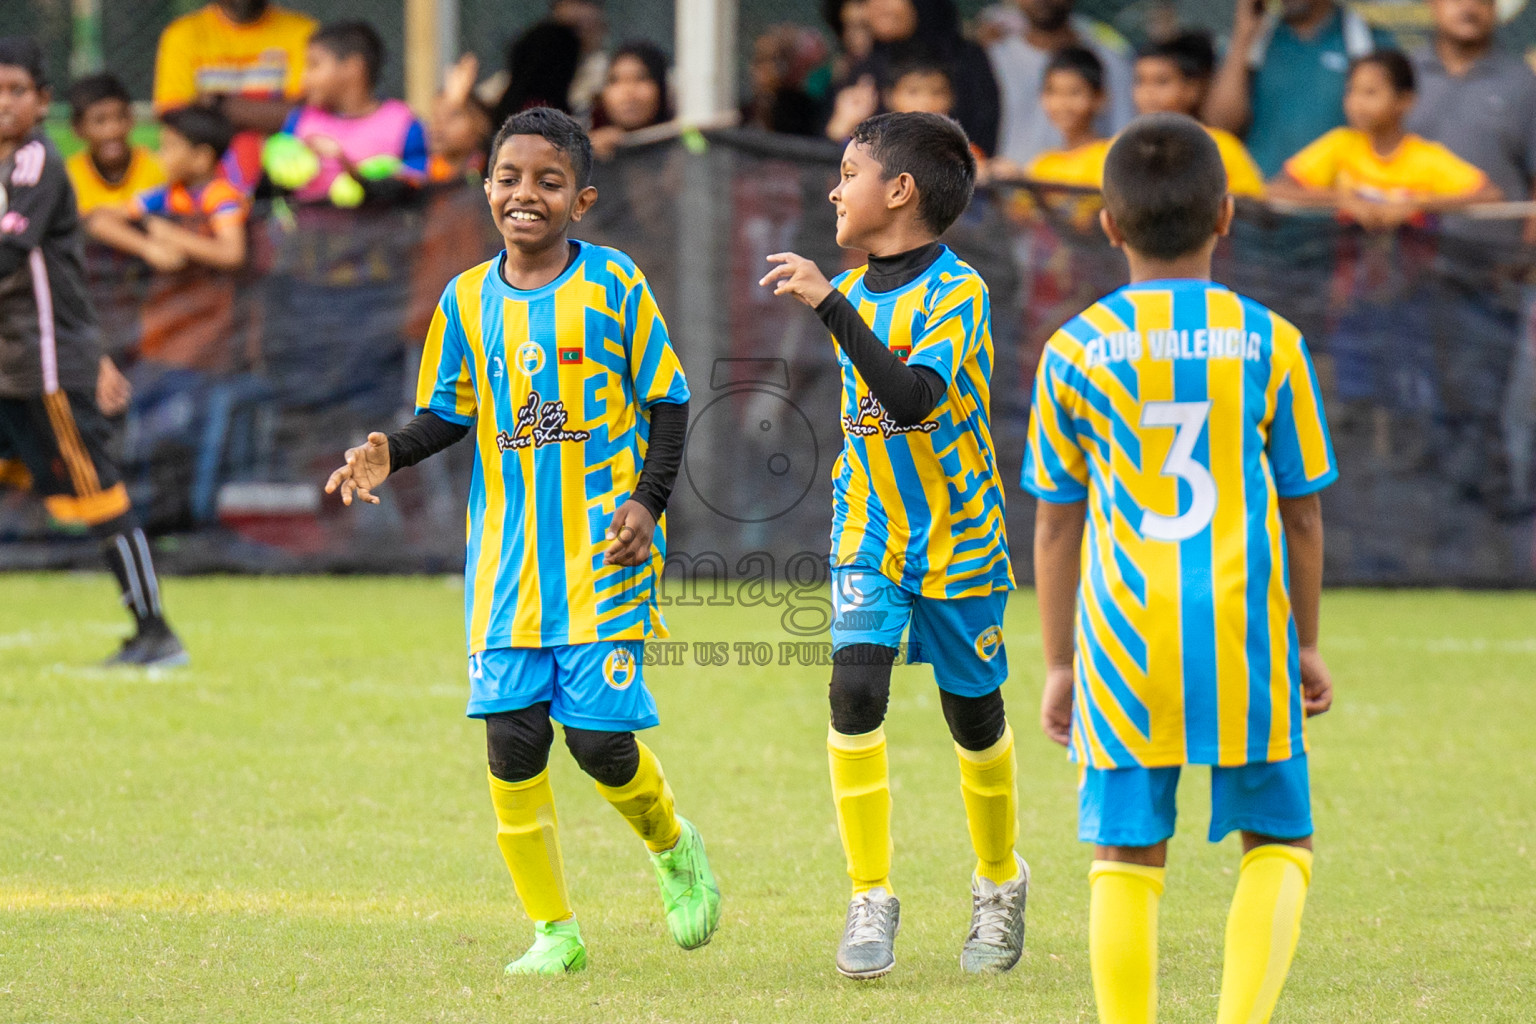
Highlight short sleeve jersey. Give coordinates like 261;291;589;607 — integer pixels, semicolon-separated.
1022;280;1337;769
1284;127;1489;200
152;3;315;109
67;147;165;215
416;241;691;653
829;247;1014;598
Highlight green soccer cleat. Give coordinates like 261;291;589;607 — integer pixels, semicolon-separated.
505;918;588;976
650;817;722;950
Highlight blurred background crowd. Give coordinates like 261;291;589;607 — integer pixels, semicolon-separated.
5;0;1536;584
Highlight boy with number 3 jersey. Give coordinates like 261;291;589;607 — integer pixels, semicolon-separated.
1023;113;1337;1024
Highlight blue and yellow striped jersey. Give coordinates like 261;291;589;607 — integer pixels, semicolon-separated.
417;241;690;653
1022;279;1337;769
829;247;1014;598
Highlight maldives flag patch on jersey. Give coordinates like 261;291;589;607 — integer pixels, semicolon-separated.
891;344;911;362
558;347;583;365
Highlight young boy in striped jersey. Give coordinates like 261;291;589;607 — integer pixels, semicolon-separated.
0;38;185;666
325;107;719;975
1023;113;1337;1024
761;112;1028;979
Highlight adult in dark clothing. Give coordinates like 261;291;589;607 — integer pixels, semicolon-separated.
827;0;1001;156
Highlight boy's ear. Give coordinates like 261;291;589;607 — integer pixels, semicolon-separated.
1215;194;1235;237
569;184;599;222
886;171;918;212
1099;206;1126;248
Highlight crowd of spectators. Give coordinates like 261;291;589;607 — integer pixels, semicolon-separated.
14;0;1536;531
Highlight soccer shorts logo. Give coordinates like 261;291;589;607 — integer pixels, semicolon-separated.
973;626;1004;662
516;341;545;375
603;648;637;690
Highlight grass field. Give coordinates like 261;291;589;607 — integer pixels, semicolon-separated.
2;575;1534;1023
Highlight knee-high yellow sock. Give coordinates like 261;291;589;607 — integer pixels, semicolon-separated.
828;726;892;894
1217;845;1313;1024
956;725;1020;884
1089;860;1166;1024
487;767;572;923
593;740;682;853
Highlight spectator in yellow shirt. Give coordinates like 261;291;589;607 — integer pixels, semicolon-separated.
66;74;165;218
1021;47;1111;188
152;0;317;191
1133;31;1267;197
1273;51;1501;228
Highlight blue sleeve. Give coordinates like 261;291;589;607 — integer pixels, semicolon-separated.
401;119;429;173
280;107;302;134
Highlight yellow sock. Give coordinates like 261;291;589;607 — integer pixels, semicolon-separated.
1089;860;1166;1024
956;725;1020;884
593;740;682;853
1217;845;1313;1024
486;767;572;923
828;726;892;895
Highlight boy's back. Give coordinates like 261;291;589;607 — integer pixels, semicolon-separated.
1024;279;1336;767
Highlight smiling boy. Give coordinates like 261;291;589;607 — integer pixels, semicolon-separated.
761;112;1026;979
325;107;719;976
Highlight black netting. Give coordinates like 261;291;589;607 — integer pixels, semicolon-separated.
3;128;1533;583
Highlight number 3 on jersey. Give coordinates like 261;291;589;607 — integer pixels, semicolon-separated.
1139;400;1215;542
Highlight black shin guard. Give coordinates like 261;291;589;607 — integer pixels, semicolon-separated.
485;703;556;782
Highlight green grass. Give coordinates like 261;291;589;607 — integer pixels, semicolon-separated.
2;576;1534;1022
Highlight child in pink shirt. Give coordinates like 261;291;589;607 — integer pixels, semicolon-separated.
279;21;427;205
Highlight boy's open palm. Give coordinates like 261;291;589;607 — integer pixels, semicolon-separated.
760;253;833;308
325;432;391;506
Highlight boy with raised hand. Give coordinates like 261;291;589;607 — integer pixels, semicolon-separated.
0;37;186;667
324;107;719;976
1022;113;1337;1024
760;112;1027;979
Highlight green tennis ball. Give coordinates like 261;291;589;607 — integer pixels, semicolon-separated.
355;154;404;181
328;172;365;208
262;133;319;190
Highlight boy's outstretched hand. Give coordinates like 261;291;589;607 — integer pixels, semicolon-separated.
604;500;655;566
325;432;391;506
1040;664;1075;747
760;253;834;308
1300;646;1333;717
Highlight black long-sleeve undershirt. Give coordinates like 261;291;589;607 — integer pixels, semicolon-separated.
813;241;949;427
385;399;689;521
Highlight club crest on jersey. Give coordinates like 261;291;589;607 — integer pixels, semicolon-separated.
973;626;1004;661
603;648;638;690
516;341;545;375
